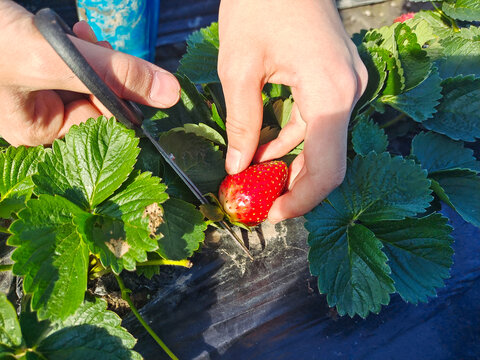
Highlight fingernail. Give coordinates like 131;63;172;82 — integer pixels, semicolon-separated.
226;147;242;174
76;20;97;42
150;72;180;107
97;40;113;50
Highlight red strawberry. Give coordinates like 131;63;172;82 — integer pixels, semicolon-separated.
218;160;288;226
393;12;415;23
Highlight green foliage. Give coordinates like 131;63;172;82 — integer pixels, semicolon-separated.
442;0;480;22
0;295;141;359
380;67;443;122
157;130;226;194
6;118;170;320
422;76;480;141
437;27;480;78
143;74;219;134
411;131;480;227
9;195;90;321
305;152;452;317
158;198;207;260
0;293;22;348
351;116;388;155
34;118;139;210
411;131;480;173
178;22;220;84
369;214;453;304
0;146;44;218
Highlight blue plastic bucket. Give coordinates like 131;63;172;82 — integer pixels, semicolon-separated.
76;0;160;62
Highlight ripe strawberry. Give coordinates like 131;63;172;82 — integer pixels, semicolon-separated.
393;12;415;23
218;160;288;226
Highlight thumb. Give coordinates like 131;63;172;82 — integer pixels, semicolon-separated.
7;8;180;109
68;37;182;108
221;71;264;174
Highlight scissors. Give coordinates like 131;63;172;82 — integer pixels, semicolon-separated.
34;8;253;260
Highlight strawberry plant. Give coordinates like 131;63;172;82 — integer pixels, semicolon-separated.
1;0;480;358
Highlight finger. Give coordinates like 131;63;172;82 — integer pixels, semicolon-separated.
6;16;180;109
268;109;350;223
96;40;113;50
254;103;306;163
65;37;182;108
72;21;98;42
220;66;264;174
58;98;102;137
89;94;114;118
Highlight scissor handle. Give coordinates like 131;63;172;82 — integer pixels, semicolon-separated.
34;8;144;129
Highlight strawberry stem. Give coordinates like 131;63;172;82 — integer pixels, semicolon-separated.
137;259;192;268
380;113;407;129
0;264;13;272
115;274;179;360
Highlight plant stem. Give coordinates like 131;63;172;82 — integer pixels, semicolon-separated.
114;274;178;360
0;264;13;272
380;113;406;129
0;226;11;235
136;259;192;268
431;1;459;31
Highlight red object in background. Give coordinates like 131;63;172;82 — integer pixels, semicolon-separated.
393;12;416;23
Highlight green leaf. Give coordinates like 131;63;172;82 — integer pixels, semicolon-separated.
36;297;141;359
380;66;442;122
157;198;207;260
369;214;453;304
144;75;218;135
304;153;435;317
18;302;51;349
92;172;169;273
411;131;480;174
305;204;394;318
0;293;22;348
135;252;162;279
0;146;44;218
272;97;294;128
394;23;432;91
178;22;220;84
351;116;388;155
262;83;291;100
174;123;226;146
432;170;480;227
363;22;432;95
328;152;432;222
422;76;480;141
157;130;226;194
369;46;404;96
0;138;9;151
354;46;387;113
407;11;453;61
135;139;196;202
8;195;89;320
437;29;480;78
442;0;480;21
211;103;226;131
34;117;139;210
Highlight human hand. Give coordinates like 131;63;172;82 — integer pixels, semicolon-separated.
0;1;180;146
218;0;368;222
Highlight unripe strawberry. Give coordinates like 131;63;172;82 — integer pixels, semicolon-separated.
393;12;415;23
218;160;288;226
